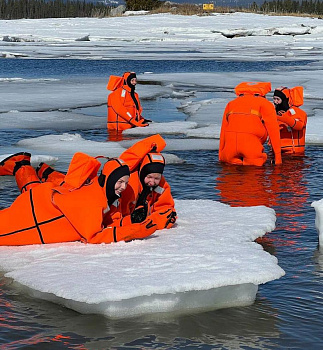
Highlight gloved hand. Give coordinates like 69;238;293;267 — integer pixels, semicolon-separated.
131;119;149;127
165;209;177;228
143;118;152;123
149;208;177;230
131;203;148;223
138;218;157;238
116;218;157;242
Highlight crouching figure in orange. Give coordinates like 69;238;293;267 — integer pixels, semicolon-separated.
219;82;282;166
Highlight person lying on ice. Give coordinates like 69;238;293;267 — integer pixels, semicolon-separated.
219;82;282;166
107;72;151;133
118;135;177;230
0;152;167;246
272;86;307;156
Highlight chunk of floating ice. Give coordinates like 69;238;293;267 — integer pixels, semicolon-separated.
0;199;284;318
0;154;58;166
123;121;198;136
311;199;323;247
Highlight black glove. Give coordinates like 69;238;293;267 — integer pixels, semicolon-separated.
165;210;177;228
143;118;152;123
131;203;148;223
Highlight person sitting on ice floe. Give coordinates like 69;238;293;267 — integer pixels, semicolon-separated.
107;72;151;135
118;134;177;230
219;82;282;166
272;86;307;156
0;152;162;246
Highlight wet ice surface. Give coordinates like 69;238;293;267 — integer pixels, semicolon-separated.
0;200;283;318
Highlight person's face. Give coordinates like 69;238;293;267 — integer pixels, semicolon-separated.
273;96;282;105
144;173;161;187
130;77;137;86
115;175;129;195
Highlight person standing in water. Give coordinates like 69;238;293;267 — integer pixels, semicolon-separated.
107;72;150;135
219;82;282;166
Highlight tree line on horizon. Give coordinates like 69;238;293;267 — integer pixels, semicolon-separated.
0;0;323;19
0;0;111;19
249;0;323;14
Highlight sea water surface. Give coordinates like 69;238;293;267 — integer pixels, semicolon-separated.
0;59;322;349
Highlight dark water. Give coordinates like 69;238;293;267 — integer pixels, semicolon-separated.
0;59;322;349
0;58;313;79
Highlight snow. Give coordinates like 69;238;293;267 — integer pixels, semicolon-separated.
2;11;323;317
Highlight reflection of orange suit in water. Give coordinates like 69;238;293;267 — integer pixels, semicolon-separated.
219;82;282;166
216;158;309;245
273;86;307;155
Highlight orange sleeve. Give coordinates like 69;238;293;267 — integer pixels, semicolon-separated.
278;107;307;131
86;219;157;244
148;180;176;229
119;134;166;172
150;181;175;213
147;207;177;230
260;100;282;165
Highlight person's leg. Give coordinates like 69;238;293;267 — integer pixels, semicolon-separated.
219;132;243;165
0;152;31;176
36;163;65;186
0;152;41;192
238;134;267;166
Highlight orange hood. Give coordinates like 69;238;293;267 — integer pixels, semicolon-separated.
235;82;271;97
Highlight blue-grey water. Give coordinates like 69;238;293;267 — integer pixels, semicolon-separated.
0;58;322;349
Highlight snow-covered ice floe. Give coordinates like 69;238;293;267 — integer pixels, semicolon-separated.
0;199;284;318
311;199;323;247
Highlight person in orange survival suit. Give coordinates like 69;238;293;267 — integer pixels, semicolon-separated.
107;72;151;135
273;86;307;155
219;82;282;166
118;135;177;231
0;152;160;246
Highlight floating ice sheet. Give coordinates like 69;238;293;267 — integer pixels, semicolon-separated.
0;199;284;318
311;199;323;247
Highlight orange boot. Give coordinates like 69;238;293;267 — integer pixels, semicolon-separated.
36;162;65;186
15;164;41;193
0;152;31;176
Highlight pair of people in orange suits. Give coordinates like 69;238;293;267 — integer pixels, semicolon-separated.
219;82;307;166
0;135;176;246
107;72;151;135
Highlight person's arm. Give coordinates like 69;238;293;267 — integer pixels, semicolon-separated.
147;208;177;230
125;182;176;229
261;100;282;165
109;90;148;127
277;107;307;131
85;218;157;244
147;181;176;229
119;134;166;172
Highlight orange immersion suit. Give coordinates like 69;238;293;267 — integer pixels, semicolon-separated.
119;135;177;230
107;72;147;132
219;82;282;166
274;86;307;155
0;153;157;246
